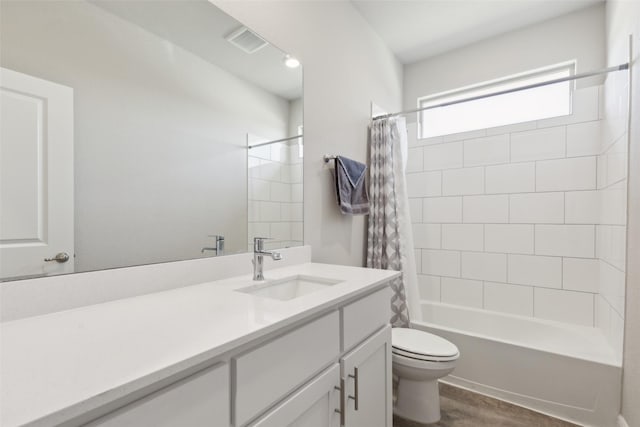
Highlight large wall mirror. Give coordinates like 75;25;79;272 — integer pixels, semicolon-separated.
0;0;303;281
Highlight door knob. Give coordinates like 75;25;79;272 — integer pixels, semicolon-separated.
44;252;70;263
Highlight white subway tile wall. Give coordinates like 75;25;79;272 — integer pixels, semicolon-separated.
406;171;442;197
565;190;600;224
563;258;599;293
485;162;535;194
463;195;509;223
407;147;424;173
442;224;484;251
484;282;534;316
424;142;463;170
422;249;461;277
461;252;507;282
566;121;602;157
408;86;626;331
508;254;562;288
248;141;303;250
418;275;441;301
509;192;564;224
409;198;423;223
596;72;628;358
484;224;534;254
534;225;595;258
422;197;462;223
510;126;566;162
463;134;509;167
441;277;484;308
535;156;597;192
533;287;594;326
413;224;442;249
442;167;484;195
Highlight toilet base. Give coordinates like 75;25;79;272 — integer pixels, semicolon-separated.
394;378;441;424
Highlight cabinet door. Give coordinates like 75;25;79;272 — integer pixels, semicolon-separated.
340;326;392;427
234;312;340;426
250;364;341;427
86;363;229;427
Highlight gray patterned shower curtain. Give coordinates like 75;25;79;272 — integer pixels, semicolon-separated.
367;117;420;327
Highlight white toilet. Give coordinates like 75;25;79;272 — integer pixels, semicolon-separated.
392;327;460;424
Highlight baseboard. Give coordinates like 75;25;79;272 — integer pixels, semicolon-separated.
618;415;630;427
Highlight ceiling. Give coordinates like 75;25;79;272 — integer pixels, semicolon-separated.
90;0;302;100
352;0;603;64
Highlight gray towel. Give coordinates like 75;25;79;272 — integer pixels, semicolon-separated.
335;156;369;215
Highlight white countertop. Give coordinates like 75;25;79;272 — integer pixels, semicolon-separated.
0;262;399;427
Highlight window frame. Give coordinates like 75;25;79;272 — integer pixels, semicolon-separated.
417;60;577;139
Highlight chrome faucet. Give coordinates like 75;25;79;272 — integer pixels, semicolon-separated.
202;235;225;256
253;237;282;280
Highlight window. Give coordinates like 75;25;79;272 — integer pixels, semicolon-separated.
418;62;575;139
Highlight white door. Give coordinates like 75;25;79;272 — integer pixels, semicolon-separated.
341;326;393;427
250;364;341;427
0;67;74;279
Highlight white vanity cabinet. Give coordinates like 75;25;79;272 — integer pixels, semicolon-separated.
244;288;393;427
80;286;392;427
86;363;230;427
1;261;401;427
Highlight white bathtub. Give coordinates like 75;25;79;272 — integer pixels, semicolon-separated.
413;302;622;427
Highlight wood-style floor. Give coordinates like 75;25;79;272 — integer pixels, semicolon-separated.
393;383;582;427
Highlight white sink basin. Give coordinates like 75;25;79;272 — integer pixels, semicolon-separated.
236;275;343;301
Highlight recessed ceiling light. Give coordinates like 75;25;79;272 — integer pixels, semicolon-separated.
284;55;300;68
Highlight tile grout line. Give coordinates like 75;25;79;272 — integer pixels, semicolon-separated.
482;280;486;309
505;250;510;286
425;272;597;294
407;153;601;176
529;282;536;317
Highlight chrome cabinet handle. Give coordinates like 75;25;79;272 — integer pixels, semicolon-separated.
348;367;359;411
334;378;345;426
44;252;70;263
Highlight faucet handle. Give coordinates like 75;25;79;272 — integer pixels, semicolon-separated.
209;234;224;241
253;236;274;251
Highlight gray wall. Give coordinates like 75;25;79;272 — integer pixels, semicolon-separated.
403;4;605;111
216;0;403;267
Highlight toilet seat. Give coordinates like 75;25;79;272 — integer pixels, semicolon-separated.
392;351;458;371
392;347;458;362
392;328;459;362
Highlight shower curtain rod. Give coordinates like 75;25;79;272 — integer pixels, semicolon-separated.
247;134;303;149
373;62;630;121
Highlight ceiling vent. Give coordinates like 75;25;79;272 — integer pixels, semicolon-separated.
225;26;268;54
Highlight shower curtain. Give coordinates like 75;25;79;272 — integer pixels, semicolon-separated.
367;117;421;327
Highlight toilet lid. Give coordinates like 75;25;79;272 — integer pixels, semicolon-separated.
392;328;459;359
